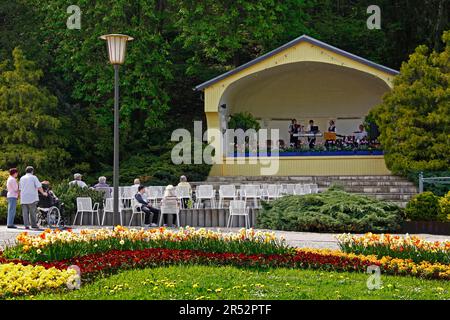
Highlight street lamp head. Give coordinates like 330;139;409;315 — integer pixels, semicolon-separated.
100;34;133;65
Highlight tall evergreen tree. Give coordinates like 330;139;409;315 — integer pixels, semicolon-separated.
370;31;450;175
0;47;70;177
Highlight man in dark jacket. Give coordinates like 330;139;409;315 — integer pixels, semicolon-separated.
135;185;160;226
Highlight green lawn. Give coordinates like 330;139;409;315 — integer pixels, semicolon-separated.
22;265;450;300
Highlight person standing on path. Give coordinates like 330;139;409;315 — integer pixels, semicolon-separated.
19;166;47;229
6;168;19;229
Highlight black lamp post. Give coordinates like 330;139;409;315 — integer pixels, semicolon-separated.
100;34;133;227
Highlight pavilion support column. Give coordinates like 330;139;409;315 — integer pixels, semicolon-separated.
205;112;223;165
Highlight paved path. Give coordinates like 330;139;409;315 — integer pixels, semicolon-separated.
1;225;449;251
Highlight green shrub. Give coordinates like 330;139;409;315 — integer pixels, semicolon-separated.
52;182;104;218
228;112;261;131
438;191;450;222
405;192;442;221
257;190;403;233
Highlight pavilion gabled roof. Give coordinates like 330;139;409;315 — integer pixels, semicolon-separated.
195;35;399;91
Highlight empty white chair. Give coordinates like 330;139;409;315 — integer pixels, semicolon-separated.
266;184;282;201
73;197;100;226
176;185;192;209
303;184;312;194
102;198;125;226
122;186;134;198
309;183;319;194
129;198;145;227
282;184;295;195
218;185;237;208
294;184;307;195
146;186;164;207
260;184;269;200
121;186;135;208
241;185;261;208
96;187;112;200
195;185;216;209
227;200;250;229
159;198;180;227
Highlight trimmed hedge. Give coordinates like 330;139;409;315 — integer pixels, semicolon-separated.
256;189;403;233
405;191;450;222
405;192;442;222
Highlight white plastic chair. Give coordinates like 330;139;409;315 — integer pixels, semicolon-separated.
282;184;295;195
176;185;192;209
102;198;125;226
260;184;269;200
195;185;216;209
160;198;180;227
73;197;100;226
294;184;307;195
96;187;112;200
227;200;250;229
218;185;237;209
266;184;282;201
121;187;134;208
146;186;163;207
303;184;312;194
309;184;319;194
129;198;145;227
241;185;261;208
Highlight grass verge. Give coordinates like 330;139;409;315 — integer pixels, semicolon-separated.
21;265;450;300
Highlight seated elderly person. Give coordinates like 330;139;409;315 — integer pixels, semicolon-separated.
69;173;88;188
94;176;110;189
38;181;63;213
132;178;140;187
177;175;192;208
135;185;160;227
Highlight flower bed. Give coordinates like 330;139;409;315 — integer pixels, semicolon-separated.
2;228;450;298
0;263;77;298
3;227;292;263
337;233;450;264
2;247;450;285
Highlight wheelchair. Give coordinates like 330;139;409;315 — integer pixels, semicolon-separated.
36;206;62;228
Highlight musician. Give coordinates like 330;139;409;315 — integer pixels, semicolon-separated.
328;120;336;132
307;120;319;149
354;124;368;143
325;120;337;149
288;119;299;148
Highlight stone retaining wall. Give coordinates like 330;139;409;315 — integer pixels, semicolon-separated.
70;208;260;228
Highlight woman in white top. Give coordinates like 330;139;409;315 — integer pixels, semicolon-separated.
6;168;19;228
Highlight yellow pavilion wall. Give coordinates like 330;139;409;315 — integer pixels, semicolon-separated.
209;156;391;176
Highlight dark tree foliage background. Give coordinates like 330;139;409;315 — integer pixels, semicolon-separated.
0;0;448;184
